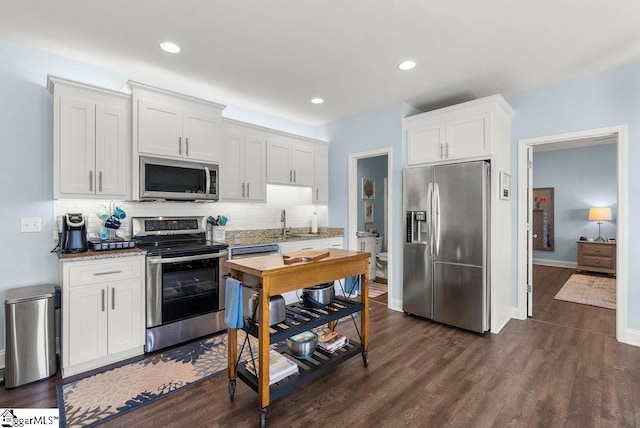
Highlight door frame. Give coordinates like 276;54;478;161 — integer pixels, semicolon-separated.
348;148;393;308
516;125;628;343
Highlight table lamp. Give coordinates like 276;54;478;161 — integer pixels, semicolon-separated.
588;207;612;242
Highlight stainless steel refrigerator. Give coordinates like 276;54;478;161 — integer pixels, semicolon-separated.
402;160;490;333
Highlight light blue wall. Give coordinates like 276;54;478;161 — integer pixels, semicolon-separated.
357;155;387;243
533;144;617;262
507;61;640;328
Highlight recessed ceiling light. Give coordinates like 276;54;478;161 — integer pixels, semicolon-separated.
160;41;181;54
311;98;324;104
398;60;416;71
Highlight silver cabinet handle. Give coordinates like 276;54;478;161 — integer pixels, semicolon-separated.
112;287;115;310
440;144;444;159
445;143;450;159
93;270;122;276
89;171;93;192
98;171;103;193
302;247;312;250
101;289;105;312
247;182;250;198
289;169;293;182
178;136;182;155
316;188;319;200
185;138;189;156
242;182;245;197
293;170;296;183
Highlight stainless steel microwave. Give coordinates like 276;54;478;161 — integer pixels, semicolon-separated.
140;157;219;201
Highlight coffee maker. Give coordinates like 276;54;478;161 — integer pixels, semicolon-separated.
59;213;88;253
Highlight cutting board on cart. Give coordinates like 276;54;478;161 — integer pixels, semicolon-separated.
282;249;330;265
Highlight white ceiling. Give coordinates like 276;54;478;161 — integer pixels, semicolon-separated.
2;1;640;126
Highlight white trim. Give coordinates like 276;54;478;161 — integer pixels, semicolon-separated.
0;350;4;370
517;125;628;344
626;328;640;347
348;148;393;308
511;306;526;320
388;297;403;312
532;259;576;269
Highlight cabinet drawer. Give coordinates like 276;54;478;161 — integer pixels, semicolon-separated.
67;257;143;288
580;244;615;257
581;256;615;270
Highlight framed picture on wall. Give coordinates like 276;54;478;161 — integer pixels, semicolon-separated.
362;178;375;199
364;201;374;223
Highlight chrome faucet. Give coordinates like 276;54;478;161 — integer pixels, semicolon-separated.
281;209;287;237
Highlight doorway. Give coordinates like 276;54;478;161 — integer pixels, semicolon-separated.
348;148;393;307
517;125;628;342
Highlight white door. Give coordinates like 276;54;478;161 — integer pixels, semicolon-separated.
183;109;219;162
59;98;95;195
68;286;108;366
243;136;266;201
291;144;314;185
221;132;244;200
108;280;143;354
138;100;182;157
407;121;445;165
95;104;127;196
314;149;328;204
267;140;292;184
446;111;492;160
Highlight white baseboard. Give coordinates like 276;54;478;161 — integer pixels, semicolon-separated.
625;328;640;347
0;350;4;382
511;306;526;320
533;258;577;269
388;297;403;312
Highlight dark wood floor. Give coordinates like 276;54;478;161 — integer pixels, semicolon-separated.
532;264;616;337
2;268;637;427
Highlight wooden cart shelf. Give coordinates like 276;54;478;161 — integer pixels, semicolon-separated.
225;248;370;427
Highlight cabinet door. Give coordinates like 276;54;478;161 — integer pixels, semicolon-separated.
243;136;266;201
183;109;220;162
108;280;143;355
291;144;314;185
407;121;445;165
446;111;491;160
68;286;108;366
95;104;128;196
221;132;245;200
138;100;182;157
59;98;96;195
313;148;328;204
267;140;292;184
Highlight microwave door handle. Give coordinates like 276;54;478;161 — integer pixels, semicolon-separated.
205;166;211;195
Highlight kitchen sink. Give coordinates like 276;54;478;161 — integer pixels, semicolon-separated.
289;233;321;238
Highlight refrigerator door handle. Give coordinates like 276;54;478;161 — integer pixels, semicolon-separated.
434;182;441;256
427;182;433;255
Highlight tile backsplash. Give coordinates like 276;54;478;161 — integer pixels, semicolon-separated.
53;185;328;241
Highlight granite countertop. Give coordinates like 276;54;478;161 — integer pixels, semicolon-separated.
57;248;146;262
224;227;344;247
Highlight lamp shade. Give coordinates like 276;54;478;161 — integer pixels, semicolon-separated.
588;207;612;222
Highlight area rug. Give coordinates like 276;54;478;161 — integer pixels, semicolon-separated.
554;273;616;309
57;332;256;427
368;281;388;298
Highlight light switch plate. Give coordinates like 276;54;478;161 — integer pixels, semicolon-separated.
21;217;42;233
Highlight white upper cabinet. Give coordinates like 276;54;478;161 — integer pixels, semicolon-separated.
48;76;129;199
221;120;266;202
130;81;225;163
313;146;329;204
406;95;512;165
267;139;314;186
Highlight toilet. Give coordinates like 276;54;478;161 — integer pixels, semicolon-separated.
375;237;388;280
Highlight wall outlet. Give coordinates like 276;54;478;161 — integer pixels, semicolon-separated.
21;217;42;233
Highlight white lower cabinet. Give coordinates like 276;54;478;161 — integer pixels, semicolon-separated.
61;255;145;377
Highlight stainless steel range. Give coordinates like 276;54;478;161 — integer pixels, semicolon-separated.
132;216;228;352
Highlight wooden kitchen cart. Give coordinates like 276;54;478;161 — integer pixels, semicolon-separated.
226;248;370;427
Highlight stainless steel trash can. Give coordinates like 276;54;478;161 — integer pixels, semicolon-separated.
4;284;57;388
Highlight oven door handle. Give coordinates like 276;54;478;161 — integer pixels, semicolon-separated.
147;250;228;265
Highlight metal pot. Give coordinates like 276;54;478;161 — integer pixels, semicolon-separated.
246;294;286;326
286;330;318;359
302;282;334;308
